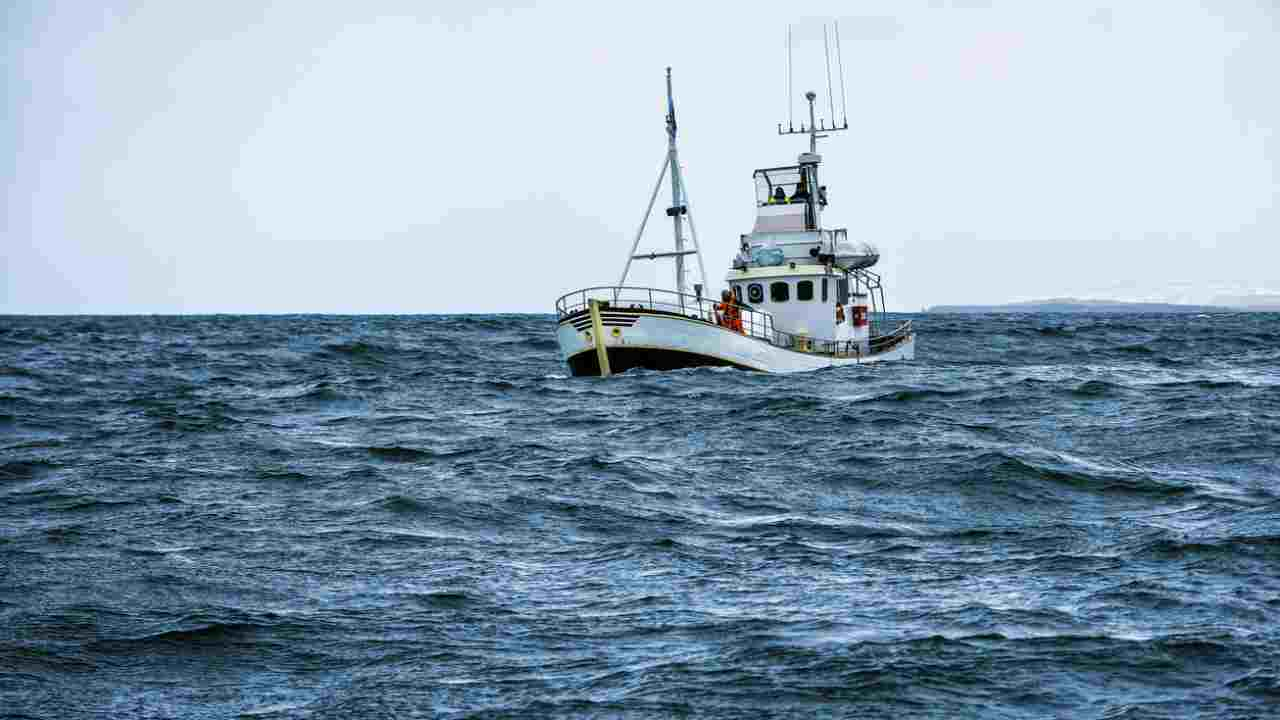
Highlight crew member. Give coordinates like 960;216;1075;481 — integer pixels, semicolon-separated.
717;290;744;333
770;187;787;204
790;175;810;203
727;297;743;333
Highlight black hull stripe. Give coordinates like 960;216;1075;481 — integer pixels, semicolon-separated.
566;346;758;377
569;315;642;331
570;319;639;327
562;333;914;376
559;307;709;328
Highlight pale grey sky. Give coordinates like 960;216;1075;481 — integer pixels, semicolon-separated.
3;1;1277;314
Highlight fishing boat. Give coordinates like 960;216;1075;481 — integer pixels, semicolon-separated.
554;47;914;376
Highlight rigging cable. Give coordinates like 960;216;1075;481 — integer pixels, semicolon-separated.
787;25;794;129
824;24;836;127
835;20;848;125
678;168;709;295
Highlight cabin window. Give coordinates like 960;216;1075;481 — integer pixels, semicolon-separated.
770;281;790;302
748;283;764;304
821;278;829;302
733;285;743;302
797;280;814;301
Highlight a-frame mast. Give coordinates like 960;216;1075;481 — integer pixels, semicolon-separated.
617;68;708;299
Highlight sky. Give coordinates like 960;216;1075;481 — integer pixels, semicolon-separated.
3;0;1277;314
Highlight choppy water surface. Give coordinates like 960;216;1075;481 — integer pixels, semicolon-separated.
2;313;1278;718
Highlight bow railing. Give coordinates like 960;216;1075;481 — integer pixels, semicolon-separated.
555;286;778;342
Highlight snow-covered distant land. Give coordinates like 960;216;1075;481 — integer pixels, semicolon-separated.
927;297;1280;314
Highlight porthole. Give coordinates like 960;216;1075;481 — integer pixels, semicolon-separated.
747;283;764;304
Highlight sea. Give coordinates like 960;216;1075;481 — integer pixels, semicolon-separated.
2;312;1278;719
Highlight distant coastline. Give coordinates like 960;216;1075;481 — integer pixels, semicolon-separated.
926;298;1280;314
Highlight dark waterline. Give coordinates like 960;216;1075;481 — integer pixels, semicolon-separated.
2;313;1278;718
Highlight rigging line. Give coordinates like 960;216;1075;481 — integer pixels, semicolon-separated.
616;154;670;293
676;164;709;295
824;24;836;126
835;20;847;125
786;25;794;129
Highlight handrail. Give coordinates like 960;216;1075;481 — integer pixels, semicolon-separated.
555;285;779;343
766;319;912;358
555;285;716;314
555;285;912;357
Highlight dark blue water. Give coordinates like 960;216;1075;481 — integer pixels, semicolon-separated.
2;313;1278;718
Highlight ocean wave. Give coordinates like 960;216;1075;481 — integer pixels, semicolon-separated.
970;450;1192;497
1070;379;1126;396
365;446;435;462
376;494;433;514
319;339;388;357
505;337;559;352
714;515;917;542
0;459;59;481
86;620;276;652
0;365;42;379
743;396;828;414
870;386;970;403
1225;670;1280;697
254;468;312;482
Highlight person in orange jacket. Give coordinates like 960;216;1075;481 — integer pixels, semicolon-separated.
717;290;744;333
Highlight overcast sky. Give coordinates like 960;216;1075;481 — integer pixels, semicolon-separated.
3;1;1277;314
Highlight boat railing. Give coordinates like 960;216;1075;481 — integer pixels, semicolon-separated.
869;319;914;354
555;285;779;342
765;319;914;358
555;286;913;357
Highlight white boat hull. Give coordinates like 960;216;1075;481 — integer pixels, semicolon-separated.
556;307;914;376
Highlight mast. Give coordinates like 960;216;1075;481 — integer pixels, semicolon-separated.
803;91;821;231
616;68;708;299
666;68;686;296
805;90;818;154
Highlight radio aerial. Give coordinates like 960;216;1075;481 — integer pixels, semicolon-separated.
779;21;850;152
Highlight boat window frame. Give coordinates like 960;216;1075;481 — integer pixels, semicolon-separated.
797;280;814;302
747;283;764;304
733;284;743;303
770;281;790;303
822;278;829;302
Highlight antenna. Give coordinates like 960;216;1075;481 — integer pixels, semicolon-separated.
823;24;836;126
777;21;850;145
835;20;848;126
786;25;794;131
